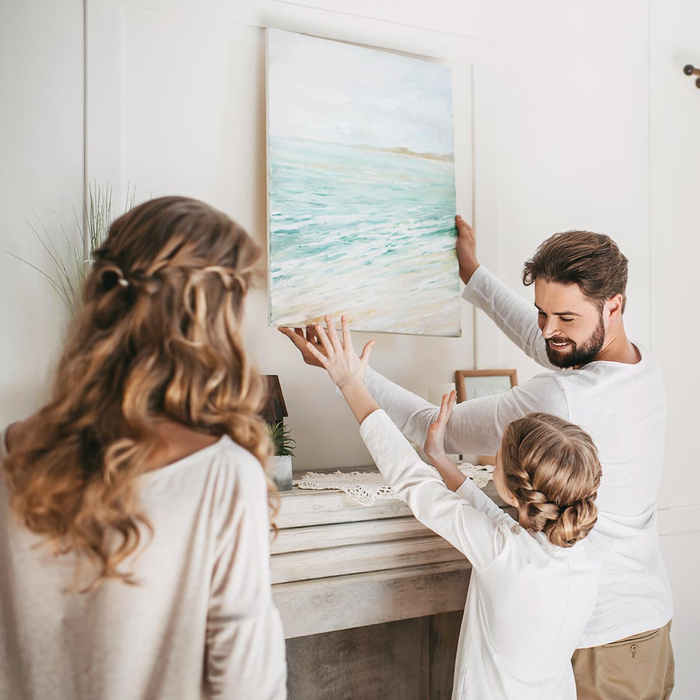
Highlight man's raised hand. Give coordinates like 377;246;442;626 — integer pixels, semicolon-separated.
278;325;329;368
456;215;480;285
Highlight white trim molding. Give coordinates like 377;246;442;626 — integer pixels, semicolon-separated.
658;504;700;538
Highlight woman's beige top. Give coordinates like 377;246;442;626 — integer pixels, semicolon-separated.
0;429;287;700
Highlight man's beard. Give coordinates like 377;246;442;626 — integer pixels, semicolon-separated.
545;314;605;369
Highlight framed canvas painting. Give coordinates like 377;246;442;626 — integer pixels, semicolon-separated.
266;29;460;336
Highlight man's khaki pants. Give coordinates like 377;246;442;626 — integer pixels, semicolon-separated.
572;621;675;700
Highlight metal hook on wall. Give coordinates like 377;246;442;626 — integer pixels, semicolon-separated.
683;64;700;88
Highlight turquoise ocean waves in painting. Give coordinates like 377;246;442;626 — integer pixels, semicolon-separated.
268;135;460;336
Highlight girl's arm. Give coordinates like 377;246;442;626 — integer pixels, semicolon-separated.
422;390;467;492
422;392;507;520
304;317;509;572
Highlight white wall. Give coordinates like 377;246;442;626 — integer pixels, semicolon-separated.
492;1;700;695
2;0;698;695
0;0;84;426
87;0;497;471
650;0;700;695
495;0;651;368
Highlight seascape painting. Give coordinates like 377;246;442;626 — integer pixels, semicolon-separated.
266;29;460;336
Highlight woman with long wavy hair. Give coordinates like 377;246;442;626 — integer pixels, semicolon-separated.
0;196;286;700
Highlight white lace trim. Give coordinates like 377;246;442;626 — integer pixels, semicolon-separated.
293;463;494;506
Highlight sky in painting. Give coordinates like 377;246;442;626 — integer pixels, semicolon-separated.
267;29;454;157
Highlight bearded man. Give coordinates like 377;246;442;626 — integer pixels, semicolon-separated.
281;215;674;699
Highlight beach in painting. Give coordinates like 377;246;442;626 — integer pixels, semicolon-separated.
266;30;459;336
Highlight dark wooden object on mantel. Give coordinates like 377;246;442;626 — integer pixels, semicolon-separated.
262;375;288;425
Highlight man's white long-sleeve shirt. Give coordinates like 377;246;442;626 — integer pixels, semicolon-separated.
364;265;672;648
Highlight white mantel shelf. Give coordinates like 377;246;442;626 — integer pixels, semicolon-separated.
271;475;512;639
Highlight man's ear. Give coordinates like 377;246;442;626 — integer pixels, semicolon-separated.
606;294;624;319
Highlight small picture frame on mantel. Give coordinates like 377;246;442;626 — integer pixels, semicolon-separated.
454;369;518;465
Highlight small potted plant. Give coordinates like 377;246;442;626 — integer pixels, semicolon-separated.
261;375;295;491
269;421;296;491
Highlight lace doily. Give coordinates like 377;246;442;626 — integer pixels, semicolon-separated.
293;463;494;506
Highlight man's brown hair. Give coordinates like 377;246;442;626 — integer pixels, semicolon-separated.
522;231;629;313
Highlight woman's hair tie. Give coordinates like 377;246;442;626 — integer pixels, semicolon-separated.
99;263;130;291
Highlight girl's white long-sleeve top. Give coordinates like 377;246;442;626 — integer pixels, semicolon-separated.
0;430;287;700
360;408;601;700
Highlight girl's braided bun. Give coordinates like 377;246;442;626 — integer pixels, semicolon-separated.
501;413;602;548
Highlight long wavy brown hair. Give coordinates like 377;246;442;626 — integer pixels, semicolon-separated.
3;196;276;592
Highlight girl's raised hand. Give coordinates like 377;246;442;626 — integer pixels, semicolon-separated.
303;315;375;390
423;390;457;461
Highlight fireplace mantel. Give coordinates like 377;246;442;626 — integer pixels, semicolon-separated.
271;476;512;639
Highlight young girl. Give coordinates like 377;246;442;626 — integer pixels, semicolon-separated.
0;197;286;700
300;316;602;700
